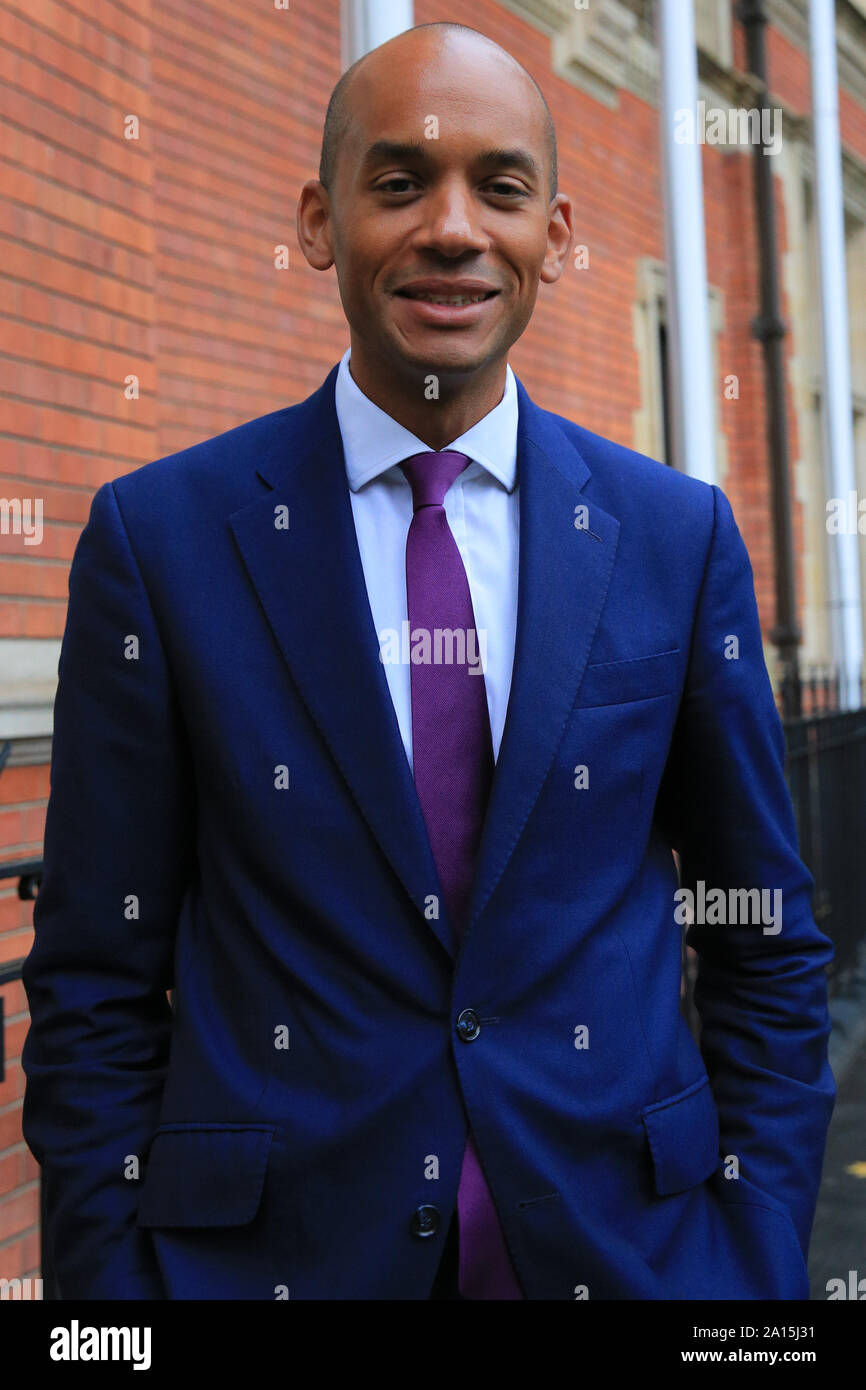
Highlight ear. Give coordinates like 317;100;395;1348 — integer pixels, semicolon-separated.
296;180;336;272
540;192;575;286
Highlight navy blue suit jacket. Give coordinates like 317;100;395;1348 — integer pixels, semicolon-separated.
22;363;836;1299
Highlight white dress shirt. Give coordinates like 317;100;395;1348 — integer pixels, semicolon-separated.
335;347;520;772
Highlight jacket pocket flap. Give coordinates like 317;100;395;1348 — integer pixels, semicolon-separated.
136;1124;274;1228
576;648;681;708
641;1077;719;1196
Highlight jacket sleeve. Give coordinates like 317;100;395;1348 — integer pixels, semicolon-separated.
21;478;195;1299
657;483;836;1257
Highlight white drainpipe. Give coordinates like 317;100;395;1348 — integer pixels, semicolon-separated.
342;0;414;67
809;0;863;707
658;0;717;484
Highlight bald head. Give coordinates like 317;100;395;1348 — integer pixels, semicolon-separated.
319;22;557;202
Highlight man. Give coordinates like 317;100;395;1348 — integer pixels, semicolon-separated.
22;22;835;1301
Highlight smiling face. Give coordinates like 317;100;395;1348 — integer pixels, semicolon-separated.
298;28;573;402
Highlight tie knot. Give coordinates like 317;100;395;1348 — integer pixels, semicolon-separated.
399;450;471;511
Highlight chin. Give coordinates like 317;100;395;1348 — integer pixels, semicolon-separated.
388;334;492;375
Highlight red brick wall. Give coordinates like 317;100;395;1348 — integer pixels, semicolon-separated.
1;0;863;1285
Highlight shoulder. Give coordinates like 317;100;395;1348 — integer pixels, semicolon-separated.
540;406;719;529
108;403;302;506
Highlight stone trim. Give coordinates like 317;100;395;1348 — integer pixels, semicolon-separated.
501;0;866;113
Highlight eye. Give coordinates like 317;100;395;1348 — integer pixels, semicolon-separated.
487;182;528;198
376;177;419;194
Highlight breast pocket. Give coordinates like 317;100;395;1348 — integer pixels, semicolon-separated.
576;647;681;709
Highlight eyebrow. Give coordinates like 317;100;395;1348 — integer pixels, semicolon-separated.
360;140;541;183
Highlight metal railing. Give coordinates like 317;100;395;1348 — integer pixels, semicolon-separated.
0;858;54;1297
777;662;866;720
783;705;866;986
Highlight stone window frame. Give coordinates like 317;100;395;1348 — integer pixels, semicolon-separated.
631;256;728;485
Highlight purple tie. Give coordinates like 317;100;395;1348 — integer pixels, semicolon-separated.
400;450;524;1300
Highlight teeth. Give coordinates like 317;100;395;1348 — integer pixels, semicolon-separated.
406;292;489;305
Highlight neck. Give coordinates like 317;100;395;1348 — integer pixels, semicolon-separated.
347;345;507;451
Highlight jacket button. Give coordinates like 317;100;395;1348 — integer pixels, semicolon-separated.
456;1007;481;1041
410;1204;440;1238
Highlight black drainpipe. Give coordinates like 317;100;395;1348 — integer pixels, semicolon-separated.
736;0;802;718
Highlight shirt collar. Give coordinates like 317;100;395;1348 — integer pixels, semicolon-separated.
335;346;518;494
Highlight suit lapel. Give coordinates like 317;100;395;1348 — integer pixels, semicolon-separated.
466;379;620;932
229;365;455;960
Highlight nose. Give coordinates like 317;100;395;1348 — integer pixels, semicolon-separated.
410;177;491;257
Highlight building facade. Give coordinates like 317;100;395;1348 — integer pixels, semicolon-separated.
1;0;864;1290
